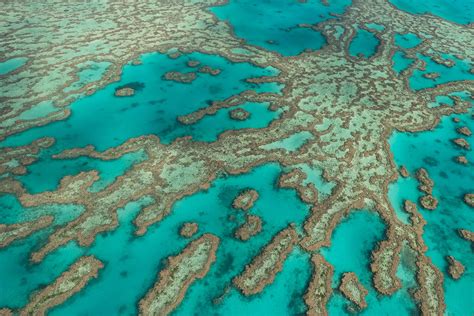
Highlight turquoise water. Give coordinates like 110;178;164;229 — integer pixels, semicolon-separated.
8;163;309;315
16;101;58;121
2;52;281;150
365;23;385;32
261;131;313;152
428;91;472;108
0;194;85;307
1;51;282;193
210;0;352;56
0;57;28;75
394;33;422;49
63;61;111;93
409;53;474;91
322;210;417;314
348;28;380;59
389;109;474;315
18;149;147;194
392;51;415;74
389;0;474;25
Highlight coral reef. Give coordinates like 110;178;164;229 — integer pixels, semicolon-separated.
234;214;262;241
139;234;220;315
446;256;465;280
0;216;54;248
229;108;250;121
163;71;197;83
232;189;259;211
233;225;299;295
114;87;135;97
304;254;334;316
20;256;103;316
179;222;199;238
464;193;474;207
338;272;369;310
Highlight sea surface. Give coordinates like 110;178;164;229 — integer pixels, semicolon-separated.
1;0;473;315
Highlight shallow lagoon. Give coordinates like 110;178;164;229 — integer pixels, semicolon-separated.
211;0;352;56
0;57;28;75
390;0;474;25
37;163;310;315
348;28;380;59
409;53;474;91
389;110;474;315
2;51;281;150
1;51;282;194
323;210;417;315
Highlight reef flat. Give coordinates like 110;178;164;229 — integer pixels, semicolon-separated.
0;0;473;315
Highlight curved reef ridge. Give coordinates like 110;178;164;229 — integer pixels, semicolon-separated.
20;256;104;316
0;0;473;314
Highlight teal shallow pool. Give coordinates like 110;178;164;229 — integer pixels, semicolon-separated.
2;51;281;151
348;28;380;59
0;164;311;314
1;51;283;194
390;0;474;25
392;51;415;74
323;210;418;315
210;0;352;56
409;53;474;91
389;109;474;315
0;57;28;75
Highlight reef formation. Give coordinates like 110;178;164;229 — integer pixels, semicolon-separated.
0;0;473;315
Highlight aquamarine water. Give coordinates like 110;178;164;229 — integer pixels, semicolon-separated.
394;33;422;49
392;51;415;74
23;163;309;315
1;51;282;194
15;101;58;121
210;0;352;56
409;53;474;91
1;1;473;314
389;109;474;315
322;210;417;315
389;0;474;25
0;194;84;307
0;57;28;75
63;61;111;93
348;28;380;59
2;52;281;150
428;91;472;108
19;149;147;194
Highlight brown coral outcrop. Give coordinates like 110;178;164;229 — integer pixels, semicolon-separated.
339;272;369;310
304;254;333;316
139;234;220;315
179;222;199;238
416;168;434;195
455;155;468;165
163;71;197;83
463;193;474;207
456;126;472;136
114;87;135;97
233;225;298;295
446;256;465;280
452;138;470;150
234;214;262;241
419;195;438;210
399;165;409;178
229;108;250;121
458;228;474;242
232;189;259;211
0;216;54;248
20;256;103;316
